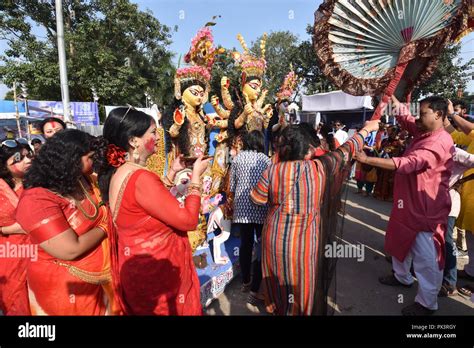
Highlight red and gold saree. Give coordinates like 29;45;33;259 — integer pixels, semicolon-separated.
16;178;119;315
0;179;30;315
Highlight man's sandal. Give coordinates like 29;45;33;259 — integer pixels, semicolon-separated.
457;284;474;298
401;302;436;316
438;283;458;297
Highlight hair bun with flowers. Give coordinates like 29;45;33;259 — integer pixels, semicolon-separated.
106;144;127;168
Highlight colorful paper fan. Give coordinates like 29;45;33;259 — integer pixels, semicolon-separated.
314;0;468;119
454;1;474;42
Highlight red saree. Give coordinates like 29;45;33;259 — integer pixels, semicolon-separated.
16;179;119;315
0;179;30;315
111;169;202;315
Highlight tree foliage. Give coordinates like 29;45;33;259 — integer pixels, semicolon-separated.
0;0;176;109
412;43;473;101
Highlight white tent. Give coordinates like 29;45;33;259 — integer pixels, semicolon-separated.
302;90;373;112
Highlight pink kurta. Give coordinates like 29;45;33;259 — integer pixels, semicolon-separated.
386;106;453;269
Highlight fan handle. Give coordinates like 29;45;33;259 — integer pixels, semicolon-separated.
371;62;409;121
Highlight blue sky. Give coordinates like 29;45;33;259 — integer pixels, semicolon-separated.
0;0;473;98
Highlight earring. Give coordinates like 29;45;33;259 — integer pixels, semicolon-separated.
133;145;140;162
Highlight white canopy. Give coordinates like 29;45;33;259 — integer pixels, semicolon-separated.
302;90;373;112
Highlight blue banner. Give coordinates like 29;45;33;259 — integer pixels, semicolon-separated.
27;100;99;126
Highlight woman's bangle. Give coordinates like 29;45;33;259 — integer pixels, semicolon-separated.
360;129;369;136
162;175;174;188
187;183;202;195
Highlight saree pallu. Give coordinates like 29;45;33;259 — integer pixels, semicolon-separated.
16;182;119;315
0;180;30;315
110;169;202;315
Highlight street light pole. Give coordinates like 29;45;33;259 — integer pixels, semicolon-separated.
13;81;22;138
19;82;30;141
55;0;72;125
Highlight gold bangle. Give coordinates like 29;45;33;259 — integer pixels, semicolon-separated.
162;175;174;188
187;183;202;195
188;183;201;191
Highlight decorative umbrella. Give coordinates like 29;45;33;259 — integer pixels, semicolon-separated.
314;0;468;119
454;0;474;42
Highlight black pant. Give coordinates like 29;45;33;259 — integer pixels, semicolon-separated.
236;223;263;293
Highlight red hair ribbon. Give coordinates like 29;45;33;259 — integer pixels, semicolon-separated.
106;144;127;168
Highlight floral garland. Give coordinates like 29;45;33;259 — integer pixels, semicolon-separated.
106;144;127;168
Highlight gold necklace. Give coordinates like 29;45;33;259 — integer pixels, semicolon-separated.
74;179;100;221
125;161;149;170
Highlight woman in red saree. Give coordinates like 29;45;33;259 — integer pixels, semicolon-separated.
16;130;118;315
96;107;210;315
0;140;33;315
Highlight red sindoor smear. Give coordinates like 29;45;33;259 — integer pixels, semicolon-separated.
145;138;155;153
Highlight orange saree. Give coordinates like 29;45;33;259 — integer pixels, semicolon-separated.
0;179;30;315
16;179;119;315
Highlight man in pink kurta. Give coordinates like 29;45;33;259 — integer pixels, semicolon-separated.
355;96;453;315
386;108;453;270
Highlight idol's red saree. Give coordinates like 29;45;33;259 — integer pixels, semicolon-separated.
0;179;30;315
16;178;118;315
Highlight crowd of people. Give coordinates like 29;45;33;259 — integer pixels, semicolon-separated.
0;95;473;316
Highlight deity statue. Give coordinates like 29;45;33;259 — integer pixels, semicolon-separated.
213;33;273;139
162;26;227;252
272;67;299;134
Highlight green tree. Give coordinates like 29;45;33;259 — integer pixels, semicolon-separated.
293;25;334;96
209;45;241;102
0;0;176;112
248;28;334;103
412;44;473;100
249;31;300;103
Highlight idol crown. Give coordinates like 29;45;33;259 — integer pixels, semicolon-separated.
232;33;267;79
277;68;298;101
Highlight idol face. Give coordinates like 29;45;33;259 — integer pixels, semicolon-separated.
242;79;261;102
182;85;205;108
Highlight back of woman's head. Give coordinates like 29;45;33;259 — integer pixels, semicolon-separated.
242;130;265;153
23;129;96;195
103;107;154;151
299;122;320;148
95;107;154;203
319;124;336;151
277;125;313;161
0;141;29;189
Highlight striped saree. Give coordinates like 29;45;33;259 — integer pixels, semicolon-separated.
251;133;364;315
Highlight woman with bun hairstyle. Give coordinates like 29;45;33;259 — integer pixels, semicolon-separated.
95;107;210;315
251;120;380;315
